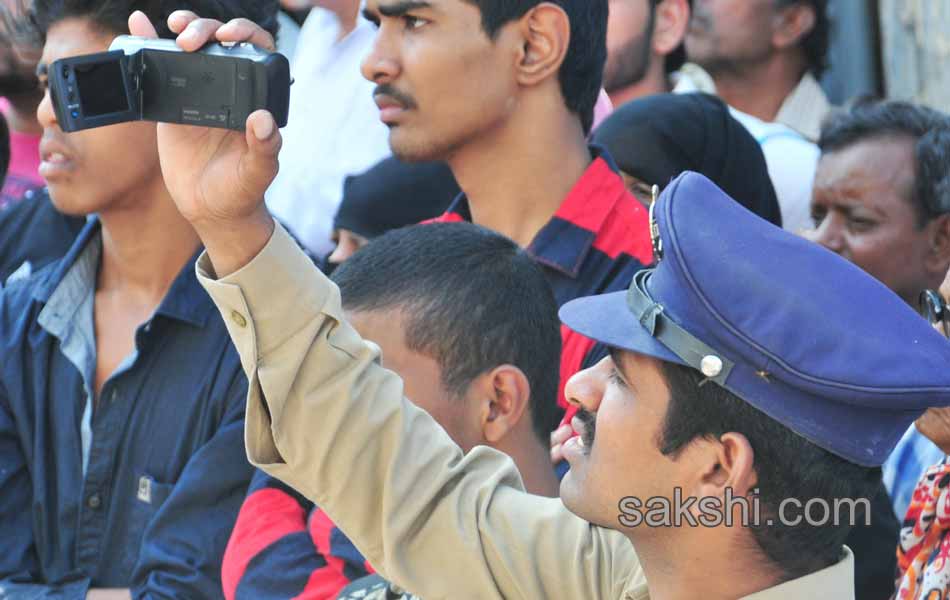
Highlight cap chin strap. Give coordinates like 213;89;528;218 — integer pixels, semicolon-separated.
626;269;735;387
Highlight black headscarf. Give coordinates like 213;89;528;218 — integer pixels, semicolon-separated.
334;157;460;240
592;93;783;227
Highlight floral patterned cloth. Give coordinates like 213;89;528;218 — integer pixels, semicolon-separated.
896;457;950;599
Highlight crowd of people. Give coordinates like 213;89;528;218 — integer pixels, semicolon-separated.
0;0;949;599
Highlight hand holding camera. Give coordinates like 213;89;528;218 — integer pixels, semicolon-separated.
126;10;285;277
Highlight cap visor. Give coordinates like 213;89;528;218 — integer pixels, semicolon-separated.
559;291;685;367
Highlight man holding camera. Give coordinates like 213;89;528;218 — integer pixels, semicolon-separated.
0;2;283;598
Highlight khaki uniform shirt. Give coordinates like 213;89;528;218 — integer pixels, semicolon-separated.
197;223;856;599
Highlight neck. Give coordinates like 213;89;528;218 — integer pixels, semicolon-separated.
628;530;785;600
447;107;591;248
4;92;42;136
97;176;201;305
608;59;671;108
331;2;360;38
494;434;560;498
709;55;806;123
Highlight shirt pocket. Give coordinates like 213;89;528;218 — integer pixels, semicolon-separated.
119;473;175;577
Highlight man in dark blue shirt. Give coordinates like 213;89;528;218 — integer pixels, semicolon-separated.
0;1;279;598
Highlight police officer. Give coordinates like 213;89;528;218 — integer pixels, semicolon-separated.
132;10;950;599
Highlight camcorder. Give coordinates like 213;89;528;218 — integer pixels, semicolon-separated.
48;35;291;133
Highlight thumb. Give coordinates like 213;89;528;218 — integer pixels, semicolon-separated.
239;110;281;199
128;10;160;39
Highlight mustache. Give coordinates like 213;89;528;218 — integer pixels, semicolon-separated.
373;84;417;110
576;408;596;451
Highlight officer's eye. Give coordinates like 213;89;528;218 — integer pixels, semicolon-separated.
848;217;875;233
810;208;826;227
608;367;627;389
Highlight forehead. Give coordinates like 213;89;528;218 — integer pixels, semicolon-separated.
40;18;113;66
814;136;916;203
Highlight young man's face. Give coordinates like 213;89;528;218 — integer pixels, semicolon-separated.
36;18;162;216
686;0;776;73
603;0;654;93
347;307;486;452
560;351;692;533
360;0;521;162
809;137;940;306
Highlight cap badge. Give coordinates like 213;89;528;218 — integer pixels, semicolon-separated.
700;355;724;378
649;185;663;262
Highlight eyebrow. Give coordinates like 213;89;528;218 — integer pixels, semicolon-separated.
365;0;433;20
608;347;626;374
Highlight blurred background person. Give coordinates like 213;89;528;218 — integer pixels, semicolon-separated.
265;0;390;257
324;157;459;270
0;0;43;208
591;92;782;225
679;0;831;234
603;0;691;107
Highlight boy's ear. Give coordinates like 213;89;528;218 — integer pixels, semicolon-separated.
513;3;570;88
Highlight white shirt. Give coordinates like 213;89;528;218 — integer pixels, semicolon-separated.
673;72;820;234
266;8;391;256
729;109;820;234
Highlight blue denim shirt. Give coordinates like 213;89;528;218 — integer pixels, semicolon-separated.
0;220;253;599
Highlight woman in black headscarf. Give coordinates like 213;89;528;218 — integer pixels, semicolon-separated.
592;93;783;227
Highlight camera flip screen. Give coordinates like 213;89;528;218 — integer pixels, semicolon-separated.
75;59;130;116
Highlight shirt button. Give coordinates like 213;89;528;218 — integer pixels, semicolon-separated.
87;494;102;509
231;310;248;328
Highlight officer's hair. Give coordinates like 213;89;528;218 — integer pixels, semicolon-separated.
14;0;278;42
775;0;830;78
459;0;607;134
331;222;563;445
657;361;882;582
819;99;950;227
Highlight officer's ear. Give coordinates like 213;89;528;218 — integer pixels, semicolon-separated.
477;365;531;444
691;432;758;501
925;213;950;278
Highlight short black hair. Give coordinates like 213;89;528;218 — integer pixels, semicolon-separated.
819;99;950;226
23;0;279;41
331;222;562;443
657;361;881;582
776;0;830;78
462;0;607;134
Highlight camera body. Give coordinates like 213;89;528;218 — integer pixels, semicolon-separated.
49;35;291;133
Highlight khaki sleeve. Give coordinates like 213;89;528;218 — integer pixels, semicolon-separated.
197;223;649;600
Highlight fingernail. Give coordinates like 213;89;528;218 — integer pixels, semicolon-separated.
253;116;274;141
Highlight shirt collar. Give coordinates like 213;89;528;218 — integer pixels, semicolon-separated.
31;217;214;329
741;546;855;599
775;72;831;143
441;146;630;278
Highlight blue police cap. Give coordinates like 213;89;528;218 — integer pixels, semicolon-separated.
559;171;950;467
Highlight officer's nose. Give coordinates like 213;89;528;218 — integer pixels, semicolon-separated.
564;357;610;414
37;87;57;130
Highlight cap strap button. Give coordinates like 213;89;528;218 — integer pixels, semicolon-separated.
700;355;723;378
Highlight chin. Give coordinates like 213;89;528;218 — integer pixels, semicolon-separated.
389;129;461;164
47;186;104;217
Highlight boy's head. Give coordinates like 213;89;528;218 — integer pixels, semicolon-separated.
26;0;277;215
360;0;607;162
331;222;562;451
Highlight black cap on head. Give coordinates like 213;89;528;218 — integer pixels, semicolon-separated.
334;157;460;240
